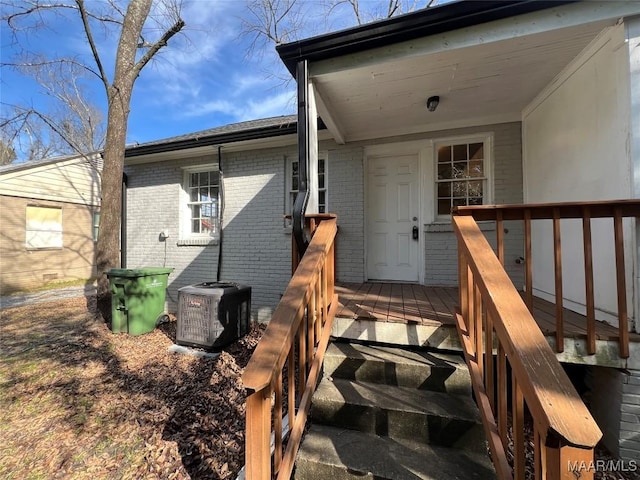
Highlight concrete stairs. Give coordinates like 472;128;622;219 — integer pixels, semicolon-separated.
294;342;496;480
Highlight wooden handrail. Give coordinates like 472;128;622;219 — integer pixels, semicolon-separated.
454;199;638;358
454;215;601;479
289;214;337;275
243;217;338;480
454;199;639;221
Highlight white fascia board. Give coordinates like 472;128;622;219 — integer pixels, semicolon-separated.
309;2;640;78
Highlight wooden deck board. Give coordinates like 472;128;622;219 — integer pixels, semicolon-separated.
334;282;640;344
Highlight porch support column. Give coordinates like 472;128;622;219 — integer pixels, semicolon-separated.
627;16;640;334
293;60;319;257
307;81;319;214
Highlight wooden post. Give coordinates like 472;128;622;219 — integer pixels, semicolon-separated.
459;255;469;332
497;343;507;450
474;285;483;378
245;388;272;480
496;210;504;265
613;208;629;358
553;208;564;353
582;207;596;355
512;374;525;480
274;372;283;474
546;443;595;480
485;311;495;412
524;210;533;312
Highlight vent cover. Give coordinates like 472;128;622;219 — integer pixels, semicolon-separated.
177;282;251;349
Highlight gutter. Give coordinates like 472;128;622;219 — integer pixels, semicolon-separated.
125;121;298;158
277;0;577;75
121;172;128;268
292;61;310;257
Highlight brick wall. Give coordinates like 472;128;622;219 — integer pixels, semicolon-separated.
588;366;640;462
125;121;524;318
0;195;97;294
125;147;295;322
621;370;640;460
323;145;365;282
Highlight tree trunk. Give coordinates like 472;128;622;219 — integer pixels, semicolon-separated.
95;0;153;320
95;88;130;319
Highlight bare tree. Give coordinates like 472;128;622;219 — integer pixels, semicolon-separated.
1;62;105;160
2;0;186;319
325;0;437;25
241;0;437;75
242;0;304;51
0;140;17;166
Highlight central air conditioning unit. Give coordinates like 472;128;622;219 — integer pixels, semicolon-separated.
177;282;251;349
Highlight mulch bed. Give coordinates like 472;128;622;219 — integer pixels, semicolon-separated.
0;296;264;479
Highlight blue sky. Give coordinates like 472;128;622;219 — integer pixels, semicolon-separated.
1;1;438;158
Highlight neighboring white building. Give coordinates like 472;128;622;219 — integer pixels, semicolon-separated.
0;154;102;294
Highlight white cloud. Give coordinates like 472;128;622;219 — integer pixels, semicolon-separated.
179;86;294;121
237;89;296;120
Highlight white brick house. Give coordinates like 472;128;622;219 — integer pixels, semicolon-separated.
124;0;640;462
124;118;525;321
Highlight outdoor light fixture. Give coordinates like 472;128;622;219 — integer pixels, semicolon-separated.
426;95;440;112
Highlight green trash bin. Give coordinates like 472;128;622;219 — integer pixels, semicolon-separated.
107;267;174;335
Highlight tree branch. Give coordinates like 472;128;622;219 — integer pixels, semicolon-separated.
133;17;185;75
1;58;102;81
75;0;110;94
4;1;123;28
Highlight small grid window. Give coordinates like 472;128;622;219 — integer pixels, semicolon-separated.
187;170;219;236
92;211;100;242
287;156;328;219
436;141;486;216
289;159;299;217
318;158;327;214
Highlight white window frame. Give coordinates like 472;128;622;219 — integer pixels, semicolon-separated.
25;205;63;249
285;153;328;226
92;210;100;242
434;134;493;221
179;164;220;246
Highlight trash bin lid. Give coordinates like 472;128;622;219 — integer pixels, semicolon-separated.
107;267;174;278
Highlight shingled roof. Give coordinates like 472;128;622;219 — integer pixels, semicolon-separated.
125;115;298;158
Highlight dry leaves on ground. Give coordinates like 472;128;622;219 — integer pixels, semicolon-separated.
0;296;264;479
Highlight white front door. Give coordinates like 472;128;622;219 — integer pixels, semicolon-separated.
366;154;420;282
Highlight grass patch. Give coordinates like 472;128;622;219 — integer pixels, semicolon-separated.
3;278;96;296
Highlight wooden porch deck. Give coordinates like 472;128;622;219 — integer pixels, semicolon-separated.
335;282;640;344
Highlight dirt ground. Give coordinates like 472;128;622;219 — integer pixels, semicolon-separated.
0;296;264;480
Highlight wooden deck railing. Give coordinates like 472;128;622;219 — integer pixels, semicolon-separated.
453;214;602;480
455;199;639;358
242;217;338;480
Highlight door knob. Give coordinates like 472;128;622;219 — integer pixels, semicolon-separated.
412;225;419;240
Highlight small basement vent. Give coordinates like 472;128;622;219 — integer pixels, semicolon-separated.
177;282;251;349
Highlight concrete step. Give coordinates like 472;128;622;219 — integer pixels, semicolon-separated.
332;316;462;351
311;377;487;453
295;424;496;480
324;342;471;395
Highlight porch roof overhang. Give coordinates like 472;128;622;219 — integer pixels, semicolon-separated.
278;0;640;144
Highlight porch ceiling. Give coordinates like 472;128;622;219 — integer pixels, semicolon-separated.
311;20;615;143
